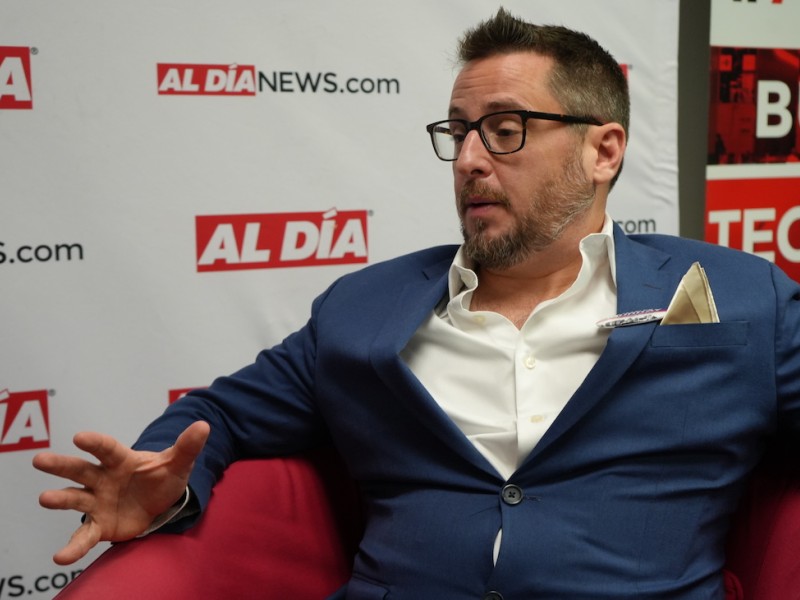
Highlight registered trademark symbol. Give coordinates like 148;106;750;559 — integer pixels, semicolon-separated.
48;389;56;397
30;47;39;55
368;210;374;217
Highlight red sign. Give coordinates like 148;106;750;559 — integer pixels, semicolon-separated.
708;47;800;165
0;47;33;109
196;209;369;272
0;389;50;452
706;177;800;280
157;63;256;96
168;388;204;404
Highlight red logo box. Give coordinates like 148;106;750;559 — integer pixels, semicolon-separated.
168;388;204;404
157;63;256;96
196;209;369;272
706;177;800;281
0;389;50;452
0;47;33;109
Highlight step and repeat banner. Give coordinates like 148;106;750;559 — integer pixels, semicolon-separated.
1;1;678;596
705;0;800;279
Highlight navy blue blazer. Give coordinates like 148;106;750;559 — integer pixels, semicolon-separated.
136;224;800;599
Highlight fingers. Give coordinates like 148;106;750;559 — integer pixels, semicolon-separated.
53;520;102;566
72;431;132;470
72;422;209;473
34;431;133;477
135;421;210;476
33;453;101;489
39;487;96;514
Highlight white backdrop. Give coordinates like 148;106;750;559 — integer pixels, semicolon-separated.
0;1;678;596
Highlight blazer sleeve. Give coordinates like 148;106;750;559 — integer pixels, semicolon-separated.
772;262;800;437
132;282;336;516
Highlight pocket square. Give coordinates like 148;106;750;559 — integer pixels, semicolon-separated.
660;262;719;325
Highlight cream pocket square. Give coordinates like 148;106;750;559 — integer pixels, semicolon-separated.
661;262;719;325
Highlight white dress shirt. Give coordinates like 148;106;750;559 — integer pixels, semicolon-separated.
401;216;618;481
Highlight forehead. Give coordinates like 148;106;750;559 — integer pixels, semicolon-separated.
448;52;557;117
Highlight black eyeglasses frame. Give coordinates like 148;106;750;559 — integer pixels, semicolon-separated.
425;109;605;161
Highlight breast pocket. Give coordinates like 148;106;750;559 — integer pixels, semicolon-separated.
649;321;749;348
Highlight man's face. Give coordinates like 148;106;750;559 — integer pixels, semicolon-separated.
448;52;597;270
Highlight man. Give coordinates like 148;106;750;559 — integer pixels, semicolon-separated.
34;9;800;599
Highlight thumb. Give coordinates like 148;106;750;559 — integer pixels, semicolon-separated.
170;421;210;472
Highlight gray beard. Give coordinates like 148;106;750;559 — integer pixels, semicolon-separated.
461;151;595;270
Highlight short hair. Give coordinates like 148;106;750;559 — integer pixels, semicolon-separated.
457;8;630;185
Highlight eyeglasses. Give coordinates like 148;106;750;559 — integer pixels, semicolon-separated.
425;109;604;161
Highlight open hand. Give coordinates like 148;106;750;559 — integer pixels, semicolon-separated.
32;420;210;565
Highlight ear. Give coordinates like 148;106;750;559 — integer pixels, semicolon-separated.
586;123;626;187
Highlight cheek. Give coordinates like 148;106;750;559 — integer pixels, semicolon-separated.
497;165;537;200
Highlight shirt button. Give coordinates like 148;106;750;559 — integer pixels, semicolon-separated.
523;354;536;369
473;315;486;325
483;593;504;600
501;484;524;506
530;414;546;423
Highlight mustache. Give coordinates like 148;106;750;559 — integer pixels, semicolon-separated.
458;181;510;213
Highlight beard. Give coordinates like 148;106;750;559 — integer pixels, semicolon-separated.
459;146;596;270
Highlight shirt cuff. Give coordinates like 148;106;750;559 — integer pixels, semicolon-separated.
137;487;193;537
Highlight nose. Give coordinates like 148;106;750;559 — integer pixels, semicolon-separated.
454;129;492;178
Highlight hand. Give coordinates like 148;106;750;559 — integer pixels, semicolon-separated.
32;420;210;565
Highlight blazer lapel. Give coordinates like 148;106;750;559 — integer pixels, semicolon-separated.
524;226;679;463
366;231;687;476
369;252;502;477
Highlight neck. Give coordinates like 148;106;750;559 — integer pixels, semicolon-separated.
471;247;583;328
469;213;606;328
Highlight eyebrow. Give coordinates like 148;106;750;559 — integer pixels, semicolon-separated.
448;99;527;118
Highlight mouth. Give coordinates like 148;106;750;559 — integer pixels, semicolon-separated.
461;195;506;218
459;183;509;217
465;201;497;215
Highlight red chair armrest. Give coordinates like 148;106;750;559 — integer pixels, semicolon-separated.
725;448;800;600
55;449;362;599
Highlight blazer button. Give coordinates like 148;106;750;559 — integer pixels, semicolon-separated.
501;484;524;505
483;592;504;600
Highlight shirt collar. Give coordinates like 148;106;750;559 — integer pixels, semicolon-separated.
447;213;617;301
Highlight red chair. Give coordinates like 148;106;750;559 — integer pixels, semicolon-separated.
55;447;800;599
55;448;363;600
724;446;800;600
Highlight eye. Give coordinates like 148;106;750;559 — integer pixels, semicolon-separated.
448;123;467;144
489;117;523;138
495;128;520;139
